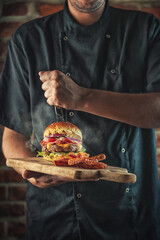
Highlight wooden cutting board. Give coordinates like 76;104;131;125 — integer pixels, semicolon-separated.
6;157;136;183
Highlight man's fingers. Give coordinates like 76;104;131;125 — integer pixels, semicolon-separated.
22;170;100;188
39;70;62;82
44;88;52;98
22;170;43;179
42;80;60;92
39;71;52;82
47;97;62;106
41;81;49;91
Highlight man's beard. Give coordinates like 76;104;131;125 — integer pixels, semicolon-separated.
68;0;105;13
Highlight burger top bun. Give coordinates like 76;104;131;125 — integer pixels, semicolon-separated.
44;122;82;140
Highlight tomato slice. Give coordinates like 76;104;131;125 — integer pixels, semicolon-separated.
63;138;72;143
41;140;45;146
41;138;57;145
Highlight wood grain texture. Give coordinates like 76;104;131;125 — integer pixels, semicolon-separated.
6;157;136;183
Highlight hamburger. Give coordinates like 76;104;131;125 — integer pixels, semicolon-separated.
39;122;83;160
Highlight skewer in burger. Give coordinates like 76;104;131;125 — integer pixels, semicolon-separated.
39;122;83;160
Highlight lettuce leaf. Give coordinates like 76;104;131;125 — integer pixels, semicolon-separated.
36;148;86;159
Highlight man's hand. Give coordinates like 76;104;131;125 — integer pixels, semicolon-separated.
39;70;88;110
22;169;99;188
22;169;75;188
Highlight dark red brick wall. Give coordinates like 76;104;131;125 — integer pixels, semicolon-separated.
0;1;160;239
110;2;160;18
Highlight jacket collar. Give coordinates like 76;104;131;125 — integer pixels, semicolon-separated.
63;0;109;31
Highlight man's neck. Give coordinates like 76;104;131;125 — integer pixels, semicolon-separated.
67;1;106;26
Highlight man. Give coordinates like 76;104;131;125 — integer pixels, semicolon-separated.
0;0;160;239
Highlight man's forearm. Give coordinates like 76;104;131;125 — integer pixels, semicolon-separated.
39;70;160;128
2;127;36;174
80;89;160;128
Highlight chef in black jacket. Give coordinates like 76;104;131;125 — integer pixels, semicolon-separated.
1;0;160;239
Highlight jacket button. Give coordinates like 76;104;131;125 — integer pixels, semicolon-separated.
111;69;116;74
69;112;74;117
106;34;111;39
66;72;70;77
77;193;82;198
121;148;126;153
63;36;68;41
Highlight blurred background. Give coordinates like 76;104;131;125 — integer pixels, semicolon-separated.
0;0;160;239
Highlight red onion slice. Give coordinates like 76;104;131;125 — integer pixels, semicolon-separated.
45;135;82;142
66;137;82;142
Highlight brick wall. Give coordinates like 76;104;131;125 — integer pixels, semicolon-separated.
0;0;160;239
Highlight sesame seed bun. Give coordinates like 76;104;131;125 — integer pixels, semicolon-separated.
44;122;82;140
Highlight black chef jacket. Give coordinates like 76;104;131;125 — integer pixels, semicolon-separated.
1;1;160;239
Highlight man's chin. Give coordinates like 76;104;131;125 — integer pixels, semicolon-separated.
68;0;105;13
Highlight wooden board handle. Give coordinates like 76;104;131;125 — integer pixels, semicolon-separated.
100;171;136;183
107;166;128;173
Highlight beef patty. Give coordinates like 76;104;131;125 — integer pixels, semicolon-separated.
42;143;79;153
